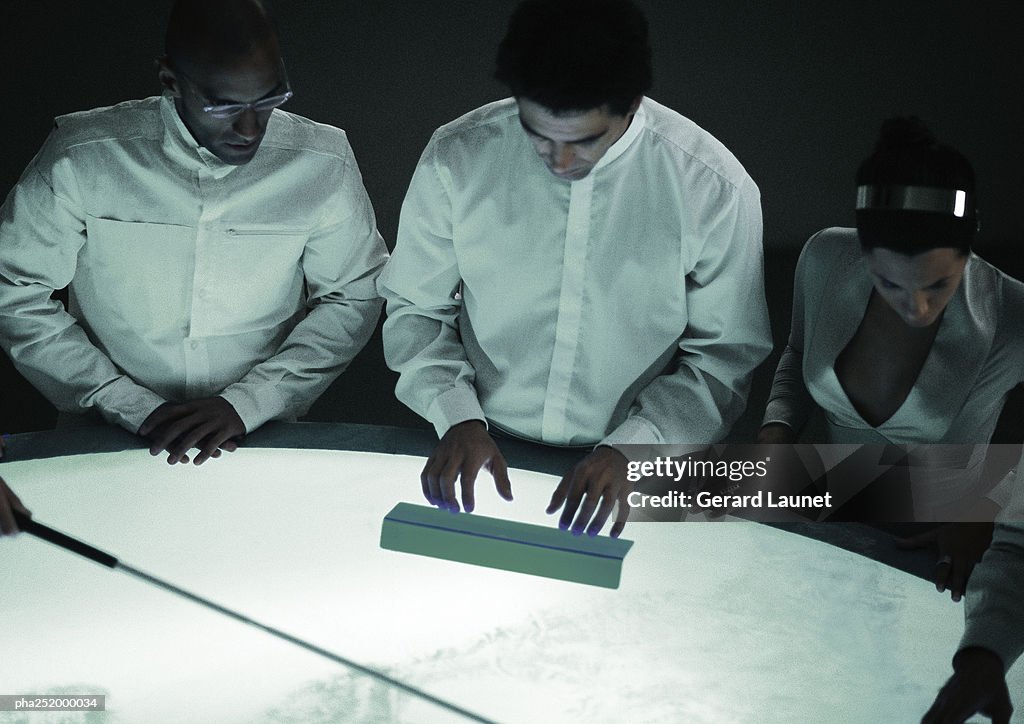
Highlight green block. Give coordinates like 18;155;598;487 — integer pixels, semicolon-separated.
380;503;633;589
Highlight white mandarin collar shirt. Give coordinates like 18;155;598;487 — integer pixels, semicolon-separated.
380;97;770;447
161;96;238;179
0;94;387;433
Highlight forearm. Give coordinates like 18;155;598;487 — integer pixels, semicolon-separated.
220;294;383;432
760;344;812;435
380;295;485;437
0;281;164;431
958;523;1024;671
602;339;768;448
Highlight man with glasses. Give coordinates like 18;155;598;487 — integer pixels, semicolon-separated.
0;0;387;465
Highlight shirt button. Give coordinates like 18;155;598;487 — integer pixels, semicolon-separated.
191;341;200;350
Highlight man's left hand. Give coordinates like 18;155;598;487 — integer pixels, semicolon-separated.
921;647;1012;724
138;397;245;465
546;446;631;537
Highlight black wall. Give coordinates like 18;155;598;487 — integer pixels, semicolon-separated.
2;2;1022;434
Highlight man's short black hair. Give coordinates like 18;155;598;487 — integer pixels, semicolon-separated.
165;0;277;67
494;0;653;116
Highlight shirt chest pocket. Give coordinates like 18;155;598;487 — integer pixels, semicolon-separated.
199;226;311;335
79;216;196;329
79;217;310;336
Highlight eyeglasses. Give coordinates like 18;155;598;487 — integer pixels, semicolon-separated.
175;60;293;119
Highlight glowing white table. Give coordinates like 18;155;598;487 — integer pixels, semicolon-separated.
2;444;1019;723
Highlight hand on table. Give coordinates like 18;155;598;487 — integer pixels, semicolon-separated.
898;522;995;602
547;445;631;538
138;397;245;466
921;647;1012;724
421;420;513;513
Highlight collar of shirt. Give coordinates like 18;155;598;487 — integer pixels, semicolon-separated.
589;99;648;176
159;92;238;180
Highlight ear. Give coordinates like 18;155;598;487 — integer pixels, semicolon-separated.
156;55;181;97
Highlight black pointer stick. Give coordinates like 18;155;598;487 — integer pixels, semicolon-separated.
12;510;496;724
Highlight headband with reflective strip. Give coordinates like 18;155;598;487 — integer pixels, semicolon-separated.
855;185;969;218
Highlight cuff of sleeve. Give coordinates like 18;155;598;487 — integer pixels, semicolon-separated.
762;401;799;431
426;387;486;439
988;469;1019;516
602;418;712;462
957;628;1021;674
92;377;167;433
219;384;288;434
601;416;664;447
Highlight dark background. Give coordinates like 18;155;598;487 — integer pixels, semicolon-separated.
2;1;1022;437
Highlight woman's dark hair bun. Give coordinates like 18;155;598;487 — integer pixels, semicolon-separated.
874;116;936;154
856;116;977;254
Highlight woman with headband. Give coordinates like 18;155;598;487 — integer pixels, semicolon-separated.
757;117;1024;597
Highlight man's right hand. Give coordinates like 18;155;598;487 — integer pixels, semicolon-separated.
421;420;513;513
139;397;245;465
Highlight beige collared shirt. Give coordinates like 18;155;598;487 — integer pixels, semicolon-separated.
380;97;770;446
0;94;387;433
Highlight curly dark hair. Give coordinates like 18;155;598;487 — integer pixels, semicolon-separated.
494;0;652;116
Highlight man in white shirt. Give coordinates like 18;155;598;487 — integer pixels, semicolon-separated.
0;0;387;465
379;0;770;536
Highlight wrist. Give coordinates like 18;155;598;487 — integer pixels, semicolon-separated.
952;646;1005;674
